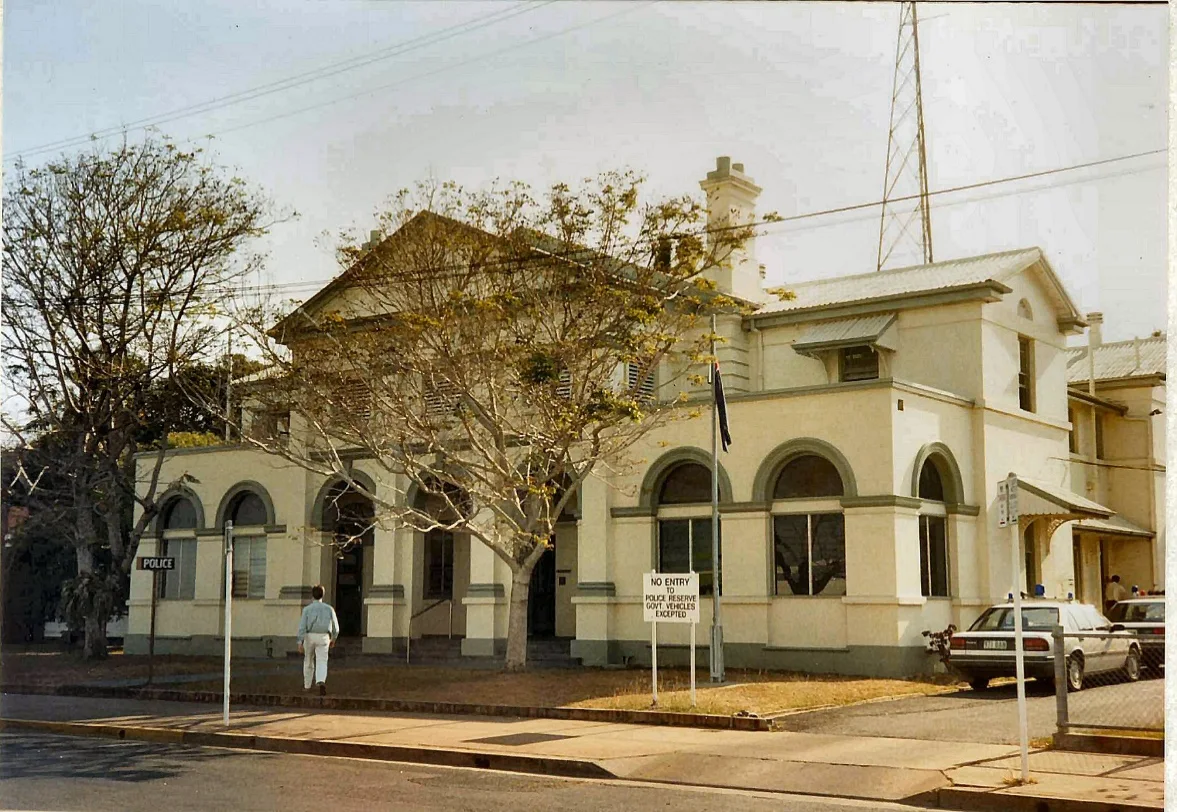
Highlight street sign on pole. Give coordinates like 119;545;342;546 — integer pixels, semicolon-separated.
644;572;701;707
137;557;175;570
137;556;172;686
1002;473;1030;783
223;521;234;727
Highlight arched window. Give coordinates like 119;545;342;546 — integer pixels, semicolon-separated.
230;492;268;527
655;462;719;595
771;454;845;597
159;497;198;601
227;491;268;599
773;455;844;499
1017;298;1034;320
658;462;712;504
918;459;945;501
162;497;197;530
918;458;949;598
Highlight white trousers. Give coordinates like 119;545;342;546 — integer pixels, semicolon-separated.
303;632;331;689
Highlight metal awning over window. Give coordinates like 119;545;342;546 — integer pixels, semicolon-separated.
1016;477;1113;520
791;313;898;357
1074;514;1154;539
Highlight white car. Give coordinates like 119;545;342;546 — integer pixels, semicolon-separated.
1108;597;1164;671
948;599;1141;692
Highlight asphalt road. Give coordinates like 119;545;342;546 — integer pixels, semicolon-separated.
778;673;1164;744
0;732;922;812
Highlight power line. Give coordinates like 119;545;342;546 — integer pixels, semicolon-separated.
204;2;654;141
207;147;1167;298
6;1;557;163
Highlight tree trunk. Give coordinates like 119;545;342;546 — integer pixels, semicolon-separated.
504;564;534;671
74;537;108;660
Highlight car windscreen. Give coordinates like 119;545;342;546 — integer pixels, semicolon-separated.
969;606;1060;632
1108;602;1165;623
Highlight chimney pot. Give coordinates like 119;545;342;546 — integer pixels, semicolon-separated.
733;163;745;173
716;156;731;175
1086;312;1103;348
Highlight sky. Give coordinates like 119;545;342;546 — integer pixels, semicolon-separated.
4;1;1168;343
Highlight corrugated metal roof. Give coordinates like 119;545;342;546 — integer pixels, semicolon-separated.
1066;335;1166;383
1017;477;1114;518
1074;514;1154;539
756;248;1044;315
792;313;897;352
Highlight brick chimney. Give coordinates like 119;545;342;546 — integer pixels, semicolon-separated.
1087;312;1103;348
699;157;763;302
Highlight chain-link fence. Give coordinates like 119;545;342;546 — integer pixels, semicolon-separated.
1051;626;1164;734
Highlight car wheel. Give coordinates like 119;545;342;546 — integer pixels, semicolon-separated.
969;677;990;692
1124;648;1142;682
1066;654;1084;692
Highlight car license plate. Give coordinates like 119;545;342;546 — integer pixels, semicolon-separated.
983;640;1007;650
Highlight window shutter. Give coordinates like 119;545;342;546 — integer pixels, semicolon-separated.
556;369;572;399
626;360;656;402
424;375;460;418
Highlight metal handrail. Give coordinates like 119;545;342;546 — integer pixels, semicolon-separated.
405;597;453;664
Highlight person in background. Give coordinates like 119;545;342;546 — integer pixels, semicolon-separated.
1104;574;1128;613
297;584;339;696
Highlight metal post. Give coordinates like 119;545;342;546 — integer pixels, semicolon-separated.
709;314;724;683
1011;517;1029;782
1053;625;1068;734
651;618;658;706
147;569;159;686
689;487;696;707
223;521;234;727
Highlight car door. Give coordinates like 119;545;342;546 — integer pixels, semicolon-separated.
1086;606;1118;674
1071;606;1109;674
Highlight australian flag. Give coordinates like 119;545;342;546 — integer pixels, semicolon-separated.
713;361;732;452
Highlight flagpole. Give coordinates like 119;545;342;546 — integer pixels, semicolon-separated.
709;314;725;683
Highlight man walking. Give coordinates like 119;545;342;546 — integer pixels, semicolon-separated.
297;585;339;695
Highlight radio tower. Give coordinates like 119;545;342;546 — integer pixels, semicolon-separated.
877;1;933;272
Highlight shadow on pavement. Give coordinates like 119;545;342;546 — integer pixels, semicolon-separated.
0;731;268;784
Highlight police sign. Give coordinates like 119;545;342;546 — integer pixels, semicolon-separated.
643;572;700;624
137;557;175;571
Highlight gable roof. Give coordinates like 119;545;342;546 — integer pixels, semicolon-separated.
1066;334;1167;384
752;247;1083;330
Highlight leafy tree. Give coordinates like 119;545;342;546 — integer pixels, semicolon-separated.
224;172;751;670
2;137;279;658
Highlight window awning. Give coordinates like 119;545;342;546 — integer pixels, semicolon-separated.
792;313;898;357
1016;477;1113;520
1074;514;1154;539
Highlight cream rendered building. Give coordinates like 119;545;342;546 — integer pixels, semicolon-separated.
127;158;1164;677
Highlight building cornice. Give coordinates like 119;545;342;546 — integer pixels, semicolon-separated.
746;282;1008;329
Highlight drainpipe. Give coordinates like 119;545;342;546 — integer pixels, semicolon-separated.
749;322;764;390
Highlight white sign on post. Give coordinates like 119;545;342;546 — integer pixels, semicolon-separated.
997;480;1009;528
643;573;700;623
644;573;701;707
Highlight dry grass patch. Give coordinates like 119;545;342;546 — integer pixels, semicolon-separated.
192;664;962;716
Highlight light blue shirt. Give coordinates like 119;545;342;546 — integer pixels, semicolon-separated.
297;599;340;643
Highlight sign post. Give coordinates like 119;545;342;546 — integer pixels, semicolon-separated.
223;521;234;727
137;556;175;686
644;572;701;707
999;473;1029;783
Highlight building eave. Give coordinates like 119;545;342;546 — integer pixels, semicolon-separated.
747;281;1010;328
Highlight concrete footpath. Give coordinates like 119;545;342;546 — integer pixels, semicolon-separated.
0;693;1163;811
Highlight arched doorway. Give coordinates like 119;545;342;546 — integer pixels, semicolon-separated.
527;479;577;639
324;482;375;638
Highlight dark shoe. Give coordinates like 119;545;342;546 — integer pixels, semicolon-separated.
318;683;327;697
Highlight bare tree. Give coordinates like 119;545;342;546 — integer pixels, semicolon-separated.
2;137;278;657
226;172;756;670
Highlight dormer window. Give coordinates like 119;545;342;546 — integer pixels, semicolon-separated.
839;346;879;382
